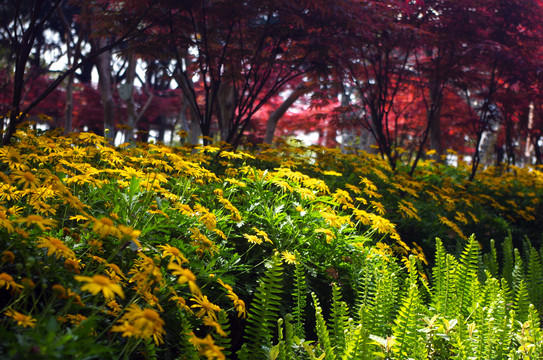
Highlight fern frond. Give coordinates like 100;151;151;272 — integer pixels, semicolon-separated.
392;282;423;359
237;253;284;360
526;246;543;311
330;283;349;354
213;311;232;358
341;322;374;360
473;275;509;359
513;280;530;323
501;233;515;286
526;304;543;357
453;234;480;316
488;239;499;278
292;251;307;339
367;266;399;337
312;292;337;360
353;258;376;321
432;238;459;317
512;248;525;293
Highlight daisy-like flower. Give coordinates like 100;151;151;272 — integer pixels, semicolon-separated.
188;333;225;360
199;212;216;230
64;258;84;274
92;217;120;238
190;293;221;321
11;170;40;190
216;278;246;318
167;262;199;294
118;225;142;249
0;183;22;202
2;250;15;263
37;236;75;259
169;289;193;314
0;273;23;292
111;304;166;345
158;244;188;264
51;284;84;306
203;316;227;337
0;147;28;171
243;234;262;245
4;309;36;328
75;274;125;300
0;209;14;233
281;250;297;265
15;214;56;230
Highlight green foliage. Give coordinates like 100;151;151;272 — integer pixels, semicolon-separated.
1;129;543;359
237;253;284;360
292;252;307;339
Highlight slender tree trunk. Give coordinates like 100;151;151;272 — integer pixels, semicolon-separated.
216;82;236;142
264;84;310;145
94;37;116;143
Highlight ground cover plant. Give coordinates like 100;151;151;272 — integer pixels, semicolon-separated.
1;126;543;359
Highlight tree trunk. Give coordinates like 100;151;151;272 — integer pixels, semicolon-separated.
93;37;116;143
216;82;236;142
264;83;310;145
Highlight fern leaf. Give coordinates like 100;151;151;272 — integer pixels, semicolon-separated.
238;253;284;360
513;280;530;323
501;233;515;286
292;252;307;339
526;246;543;311
213;311;232;358
512;248;525;295
432;238;459;317
367;267;399;337
392;283;422;359
312;292;337;360
330;283;349;353
453;234;480;316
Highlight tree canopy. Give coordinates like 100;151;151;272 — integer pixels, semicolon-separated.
2;0;543;172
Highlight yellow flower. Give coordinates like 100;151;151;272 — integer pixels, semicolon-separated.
75;274;125;300
37;236;75;259
0;273;23;292
15;214;56;230
0;183;22;202
11;170;40;190
118;225;142;249
51;284;85;306
188;333;225;360
199;212;217;230
167;262;199;294
92;217;120;238
190;228;219;256
315;228;335;243
64;258;84;274
370;201;386;216
203;316;227;337
158;244;188;264
281;250;297;265
244;234;262;245
2;250;15;263
251;227;272;243
169;289;194;314
62;313;88;326
107;300;123;315
4;309;36;328
233;298;246;319
190;293;221;321
111;304;166;345
332;189;353;206
0;147;28;171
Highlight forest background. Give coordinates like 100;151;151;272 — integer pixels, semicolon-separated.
3;0;543;180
